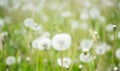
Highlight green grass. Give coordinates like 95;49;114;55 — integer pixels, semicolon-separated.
0;0;120;71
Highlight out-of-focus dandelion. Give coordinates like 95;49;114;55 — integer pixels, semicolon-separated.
79;23;89;31
80;10;89;21
79;39;93;52
96;42;111;55
52;33;71;51
26;57;30;61
52;33;71;71
79;52;93;62
117;32;120;39
6;56;16;65
114;67;118;71
38;38;51;51
57;57;71;68
115;48;120;60
78;64;83;69
24;18;34;28
106;24;114;32
61;11;72;18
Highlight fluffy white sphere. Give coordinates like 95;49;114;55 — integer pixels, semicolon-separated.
80;39;93;52
57;57;71;68
115;48;120;60
6;56;16;65
79;52;92;62
38;38;51;50
52;33;71;51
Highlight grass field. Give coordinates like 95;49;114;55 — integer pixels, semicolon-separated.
0;0;120;71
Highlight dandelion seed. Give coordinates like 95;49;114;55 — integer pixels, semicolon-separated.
6;56;16;65
57;57;71;68
52;33;71;51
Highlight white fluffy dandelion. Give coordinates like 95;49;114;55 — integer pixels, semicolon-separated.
96;42;111;55
79;52;92;62
106;24;113;32
61;11;72;18
24;18;34;27
52;33;71;51
80;39;93;52
115;48;120;60
32;38;40;49
57;57;71;68
32;38;51;51
6;56;16;65
79;64;83;69
38;38;51;50
80;11;89;21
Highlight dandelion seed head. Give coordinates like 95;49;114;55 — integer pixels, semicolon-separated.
80;39;93;52
24;18;34;27
80;11;89;21
106;24;113;32
52;33;71;51
79;52;92;62
96;42;111;55
57;57;71;68
6;56;16;65
38;38;51;50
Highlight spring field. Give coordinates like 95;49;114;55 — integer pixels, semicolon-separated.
0;0;120;71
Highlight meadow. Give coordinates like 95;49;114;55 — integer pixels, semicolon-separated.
0;0;120;71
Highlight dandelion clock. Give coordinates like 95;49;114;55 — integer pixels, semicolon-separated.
52;33;72;51
79;52;93;62
6;56;16;65
38;38;51;50
57;57;71;68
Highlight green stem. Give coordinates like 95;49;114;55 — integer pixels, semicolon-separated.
60;50;63;71
111;30;116;64
36;50;38;71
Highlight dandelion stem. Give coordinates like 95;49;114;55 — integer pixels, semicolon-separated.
111;25;116;64
69;45;77;71
36;50;38;71
60;50;63;71
46;51;55;71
